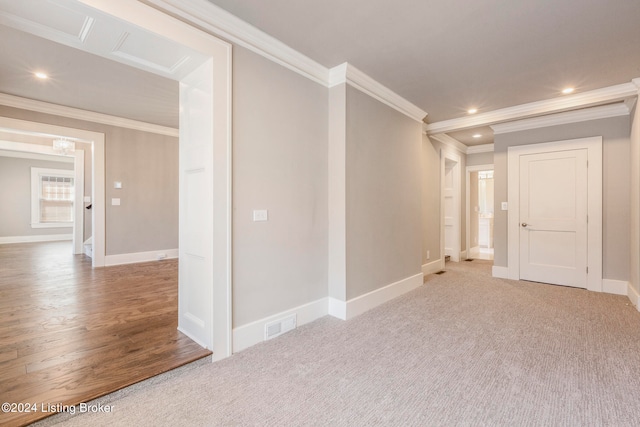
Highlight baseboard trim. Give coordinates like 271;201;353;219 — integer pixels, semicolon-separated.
0;234;72;244
329;273;423;321
602;279;629;296
104;248;178;266
422;259;442;276
492;265;509;279
627;283;640;311
460;250;467;260
232;297;328;353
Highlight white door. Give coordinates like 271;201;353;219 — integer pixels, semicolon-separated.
519;149;588;288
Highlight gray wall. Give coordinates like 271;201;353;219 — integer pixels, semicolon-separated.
345;86;422;299
231;46;328;326
493;115;631;281
0;156;73;237
467;151;494;167
0;105;179;255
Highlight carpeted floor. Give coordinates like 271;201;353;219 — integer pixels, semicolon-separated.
36;260;640;426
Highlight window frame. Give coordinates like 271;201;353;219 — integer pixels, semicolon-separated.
30;167;75;229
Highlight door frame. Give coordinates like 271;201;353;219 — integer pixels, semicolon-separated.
0;121;104;266
465;163;493;260
507;136;602;291
441;149;461;266
78;0;233;359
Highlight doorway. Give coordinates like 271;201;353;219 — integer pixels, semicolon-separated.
466;165;494;261
507;137;602;291
441;150;461;265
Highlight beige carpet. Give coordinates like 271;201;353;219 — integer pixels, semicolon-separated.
36;260;640;426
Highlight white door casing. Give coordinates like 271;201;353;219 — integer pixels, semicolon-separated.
441;150;461;265
507;137;603;292
77;0;233;359
465;163;493;259
519;149;588;288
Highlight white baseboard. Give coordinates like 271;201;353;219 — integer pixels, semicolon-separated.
0;234;72;244
233;297;328;353
492;265;509;279
602;279;629;296
422;259;442;276
104;248;178;266
627;283;640;311
329;273;423;321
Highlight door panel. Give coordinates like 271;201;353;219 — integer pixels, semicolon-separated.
519;149;588;288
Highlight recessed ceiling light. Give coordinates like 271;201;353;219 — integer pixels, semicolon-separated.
34;72;48;79
562;87;574;94
467;108;478;114
472;134;482;138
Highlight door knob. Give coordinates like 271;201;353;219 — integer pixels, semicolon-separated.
521;223;528;227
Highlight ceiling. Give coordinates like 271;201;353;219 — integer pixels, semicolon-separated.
1;0;639;144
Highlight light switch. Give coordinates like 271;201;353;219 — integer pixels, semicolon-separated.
253;209;268;221
501;202;508;211
114;181;122;189
112;198;121;206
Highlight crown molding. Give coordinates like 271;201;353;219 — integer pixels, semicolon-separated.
425;81;639;135
329;63;427;123
147;1;427;123
144;0;329;86
491;103;631;135
429;133;467;154
0;93;178;137
466;144;494;154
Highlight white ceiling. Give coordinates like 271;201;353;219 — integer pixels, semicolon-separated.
1;0;639;143
207;0;640;125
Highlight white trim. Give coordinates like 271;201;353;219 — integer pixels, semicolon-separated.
492;265;509;279
441;150;461;264
329;273;423;321
431;133;467;154
144;0;329;86
491;103;631;135
30;166;75;229
79;0;234;361
232;298;328;353
329;63;427;122
507;137;603;292
628;284;640;311
422;259;442;276
136;2;428;124
0;149;73;163
0;93;178;137
602;279;629;296
460;250;467;260
467;144;494;154
0;234;72;244
104;248;179;266
465;163;494;263
425;82;639;134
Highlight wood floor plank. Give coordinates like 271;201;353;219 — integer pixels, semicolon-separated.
0;241;211;427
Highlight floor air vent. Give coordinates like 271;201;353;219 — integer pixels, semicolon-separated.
435;270;446;275
265;314;297;341
465;259;474;262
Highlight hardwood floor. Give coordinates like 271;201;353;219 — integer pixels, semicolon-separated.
0;241;211;427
